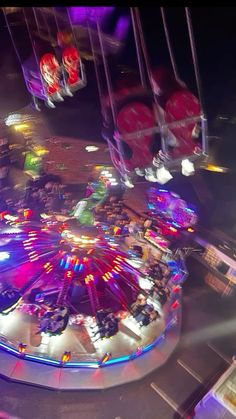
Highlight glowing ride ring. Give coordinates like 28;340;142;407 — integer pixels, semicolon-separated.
0;217;186;389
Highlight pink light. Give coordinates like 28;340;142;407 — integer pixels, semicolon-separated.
171;300;179;310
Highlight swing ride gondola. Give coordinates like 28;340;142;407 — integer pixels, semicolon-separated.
3;7;88;109
99;7;208;185
3;7;130;110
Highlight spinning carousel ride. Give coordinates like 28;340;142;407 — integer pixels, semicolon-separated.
0;184;186;389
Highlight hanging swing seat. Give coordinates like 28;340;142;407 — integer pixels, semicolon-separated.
22;46;86;107
22;54;64;104
103;87;161;173
22;55;46;101
102;69;202;177
151;67;202;158
99;7;208;182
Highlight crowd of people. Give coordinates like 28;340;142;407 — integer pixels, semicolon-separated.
0;170;79;220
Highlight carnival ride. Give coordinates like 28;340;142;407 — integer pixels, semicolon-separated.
99;7;208;185
0;6;207;389
3;6;208;185
3;7;130;109
0;177;187;388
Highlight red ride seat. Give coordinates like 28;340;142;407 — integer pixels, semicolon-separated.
103;90;161;172
165;90;201;157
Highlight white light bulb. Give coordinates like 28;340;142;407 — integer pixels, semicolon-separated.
156;167;173;184
181;159;195;176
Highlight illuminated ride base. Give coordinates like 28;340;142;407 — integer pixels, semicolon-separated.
0;213;186;390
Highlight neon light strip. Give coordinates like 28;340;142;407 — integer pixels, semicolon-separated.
0;297;182;368
0;342;20;355
103;355;130;365
0;316;177;368
65;362;99;368
24;354;60;365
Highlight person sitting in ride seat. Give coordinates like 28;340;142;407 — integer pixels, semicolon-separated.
92;311;119;340
130;294;147;317
148;262;164;281
135;303;158;326
156;286;170;306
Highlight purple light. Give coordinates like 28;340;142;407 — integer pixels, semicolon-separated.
68;7;115;25
112;16;130;41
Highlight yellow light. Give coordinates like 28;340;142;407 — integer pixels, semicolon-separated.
205;164;228;173
14;123;29;131
32;146;49;156
187;227;194;233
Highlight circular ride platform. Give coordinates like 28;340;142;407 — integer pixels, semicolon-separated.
0;214;185;390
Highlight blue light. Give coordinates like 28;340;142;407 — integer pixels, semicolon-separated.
159;189;168;192
172;221;180;228
168;261;177;267
103;355;130;365
66;362;99;368
0;251;10;261
142;343;154;353
78;264;83;272
64;258;70;270
24;354;60;365
0;342;19;355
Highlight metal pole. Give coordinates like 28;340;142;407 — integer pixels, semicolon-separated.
96;20;116;125
160;7;179;81
185;7;206;114
87;20;103;111
201;115;208;155
185;7;208;156
130;7;146;87
65;7;79;50
134;7;168;153
32;7;41;36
